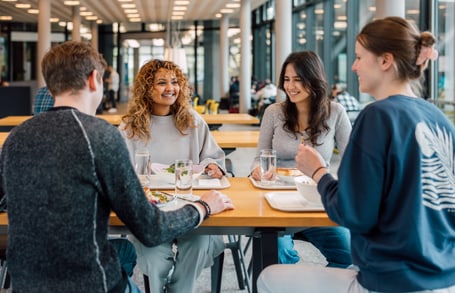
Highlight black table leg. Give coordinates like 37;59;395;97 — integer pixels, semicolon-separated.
251;228;279;293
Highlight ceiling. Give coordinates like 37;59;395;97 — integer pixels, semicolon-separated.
0;0;269;25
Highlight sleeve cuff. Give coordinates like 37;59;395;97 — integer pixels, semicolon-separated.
187;203;205;228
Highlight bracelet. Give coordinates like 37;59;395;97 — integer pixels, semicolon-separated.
311;166;326;180
196;199;211;220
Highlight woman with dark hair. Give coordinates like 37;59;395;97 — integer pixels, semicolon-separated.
258;17;455;293
250;51;352;267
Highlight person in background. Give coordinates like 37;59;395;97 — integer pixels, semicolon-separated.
254;78;278;119
0;41;234;293
34;86;104;115
250;51;352;268
331;83;361;124
257;16;455;293
33;86;54;114
118;59;227;293
106;65;120;113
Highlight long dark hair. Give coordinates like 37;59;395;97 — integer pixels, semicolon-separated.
278;51;330;146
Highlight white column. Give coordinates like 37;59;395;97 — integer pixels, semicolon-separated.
275;0;292;102
375;0;405;18
239;0;251;114
90;22;98;50
37;0;51;88
72;5;81;41
220;15;230;100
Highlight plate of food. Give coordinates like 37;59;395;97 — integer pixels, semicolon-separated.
143;187;176;206
151;163;205;184
276;168;305;184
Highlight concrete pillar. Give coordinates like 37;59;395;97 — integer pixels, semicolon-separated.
375;0;405;18
275;0;292;102
37;0;51;88
239;0;251;113
220;15;230;100
72;5;81;41
91;22;98;50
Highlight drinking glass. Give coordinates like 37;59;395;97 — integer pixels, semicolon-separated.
175;159;193;196
260;149;277;185
134;150;151;186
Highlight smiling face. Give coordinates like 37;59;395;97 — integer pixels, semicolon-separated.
352;41;384;97
150;68;180;115
283;63;311;105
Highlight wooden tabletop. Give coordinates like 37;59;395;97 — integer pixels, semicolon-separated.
200;113;260;125
210;130;259;148
109;177;334;228
0;177;333;229
0;115;123;126
1;131;259;149
0;132;7;147
0;113;260;127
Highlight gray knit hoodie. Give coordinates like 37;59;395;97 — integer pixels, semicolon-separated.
0;107;200;292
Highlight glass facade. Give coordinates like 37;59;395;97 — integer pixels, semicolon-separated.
0;0;454;121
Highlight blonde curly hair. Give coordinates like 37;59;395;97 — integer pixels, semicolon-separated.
121;59;195;141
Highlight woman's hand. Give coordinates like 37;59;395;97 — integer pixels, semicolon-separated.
295;144;328;183
251;166;262;181
200;190;235;215
205;164;224;178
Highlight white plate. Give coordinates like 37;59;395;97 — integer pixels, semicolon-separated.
146;175;231;190
264;191;324;212
249;176;297;190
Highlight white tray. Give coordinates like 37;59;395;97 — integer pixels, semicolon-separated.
147;175;231;190
249;176;297;190
264;191;324;212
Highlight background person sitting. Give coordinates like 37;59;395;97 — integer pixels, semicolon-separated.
331;83;361;124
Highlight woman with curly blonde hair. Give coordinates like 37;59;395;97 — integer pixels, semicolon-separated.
118;59;227;292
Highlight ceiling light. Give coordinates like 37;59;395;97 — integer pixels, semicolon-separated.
50;18;59;22
174;1;189;4
173;6;187;11
171;16;183;20
80;11;93;16
0;16;13;20
27;9;39;14
220;9;234;13
117;0;132;2
226;3;241;8
63;1;80;5
96;20;103;24
121;3;136;8
172;11;185;15
215;13;222;18
127;14;140;18
15;3;31;8
80;6;87;11
129;18;141;22
86;16;98;20
1;0;17;2
124;9;138;13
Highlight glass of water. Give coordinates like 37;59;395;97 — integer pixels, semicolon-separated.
134;150;151;186
175;159;193;196
260;149;277;185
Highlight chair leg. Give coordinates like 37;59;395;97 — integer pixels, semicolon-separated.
0;260;8;289
210;252;225;293
143;274;151;293
229;245;246;289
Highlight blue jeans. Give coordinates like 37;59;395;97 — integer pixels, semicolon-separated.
278;227;352;268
